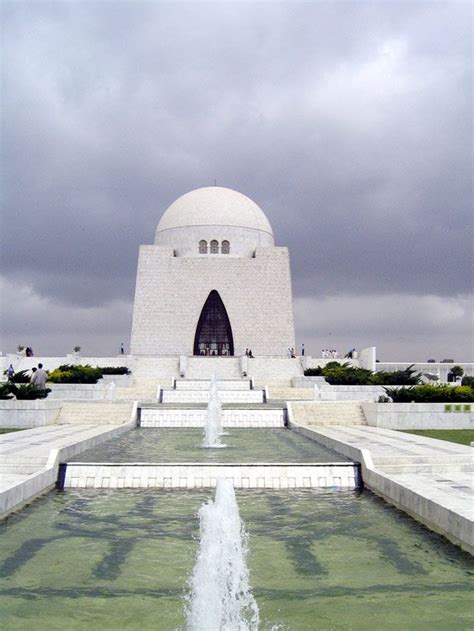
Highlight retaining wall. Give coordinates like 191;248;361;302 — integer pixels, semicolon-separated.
0;400;62;428
62;462;359;489
140;408;284;428
362;402;473;429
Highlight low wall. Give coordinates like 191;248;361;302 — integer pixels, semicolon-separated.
317;386;384;402
62;462;359;489
0;422;135;520
291;379;383;401
161;390;264;404
362;402;474;429
289;422;474;555
0;399;62;428
140;408;285;428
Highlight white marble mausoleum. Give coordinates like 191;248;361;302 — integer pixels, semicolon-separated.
130;186;296;356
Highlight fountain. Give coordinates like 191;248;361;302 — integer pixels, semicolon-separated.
186;478;260;631
202;375;226;448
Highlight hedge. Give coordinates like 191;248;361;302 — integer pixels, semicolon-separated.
383;385;474;403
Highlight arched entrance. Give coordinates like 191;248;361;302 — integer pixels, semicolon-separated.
193;290;234;356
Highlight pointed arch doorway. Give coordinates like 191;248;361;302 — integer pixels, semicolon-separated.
193;290;234;356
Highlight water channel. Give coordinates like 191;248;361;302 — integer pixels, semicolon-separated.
1;486;472;630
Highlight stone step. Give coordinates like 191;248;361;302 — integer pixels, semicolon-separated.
0;463;43;474
376;463;474;474
185;357;242;379
290;401;367;426
267;387;314;401
161;390;264;404
57;402;133;425
175;379;252;391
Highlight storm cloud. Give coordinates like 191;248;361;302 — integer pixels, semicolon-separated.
1;1;472;360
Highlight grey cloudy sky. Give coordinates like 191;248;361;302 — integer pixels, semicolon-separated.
1;1;472;361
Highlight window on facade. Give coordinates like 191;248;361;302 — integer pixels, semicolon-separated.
210;239;219;254
199;240;208;254
221;240;230;254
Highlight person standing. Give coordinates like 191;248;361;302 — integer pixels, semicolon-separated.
31;363;48;388
6;364;15;380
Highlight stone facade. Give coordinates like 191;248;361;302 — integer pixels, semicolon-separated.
130;245;295;356
130;186;296;357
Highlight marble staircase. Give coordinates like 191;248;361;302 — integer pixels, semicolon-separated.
290;401;367;426
57;401;134;425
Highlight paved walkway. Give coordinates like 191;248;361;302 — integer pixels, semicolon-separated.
293;424;473;555
0;424;132;517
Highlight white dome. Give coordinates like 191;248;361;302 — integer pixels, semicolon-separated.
154;186;274;257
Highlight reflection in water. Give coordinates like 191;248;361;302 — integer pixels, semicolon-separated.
0;489;472;630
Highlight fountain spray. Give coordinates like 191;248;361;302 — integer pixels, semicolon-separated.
202;374;225;448
186;479;260;630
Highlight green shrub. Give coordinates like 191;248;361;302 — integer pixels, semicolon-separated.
384;384;474;403
448;365;464;382
0;384;13;399
304;362;421;385
374;365;421;385
461;376;474;388
48;364;102;384
98;366;131;375
7;369;31;384
8;384;51;400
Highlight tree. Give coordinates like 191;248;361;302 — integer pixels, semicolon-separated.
448;365;464;382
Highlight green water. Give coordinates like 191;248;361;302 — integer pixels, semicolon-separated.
1;489;472;630
68;428;348;463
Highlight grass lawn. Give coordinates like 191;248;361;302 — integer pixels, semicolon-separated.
0;428;24;435
401;429;474;446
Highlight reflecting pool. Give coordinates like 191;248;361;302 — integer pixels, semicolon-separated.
1;488;472;630
67;428;348;464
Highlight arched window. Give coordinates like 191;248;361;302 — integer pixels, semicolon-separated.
210;239;219;254
199;240;207;254
221;240;230;254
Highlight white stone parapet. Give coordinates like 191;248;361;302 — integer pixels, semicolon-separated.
0;399;62;428
161;390;264;404
140;408;284;428
63;462;359;489
174;379;252;390
362;402;473;429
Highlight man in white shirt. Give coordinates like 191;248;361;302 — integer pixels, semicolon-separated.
31;363;48;388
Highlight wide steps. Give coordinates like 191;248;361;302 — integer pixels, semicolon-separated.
57;402;132;425
267;387;314;401
161;389;264;404
291;401;367;426
185;357;242;379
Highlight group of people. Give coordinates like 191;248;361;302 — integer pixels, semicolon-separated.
244;348;254;358
321;349;339;358
6;363;48;389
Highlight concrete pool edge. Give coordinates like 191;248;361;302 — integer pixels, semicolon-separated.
0;420;136;520
60;461;360;489
289;420;474;555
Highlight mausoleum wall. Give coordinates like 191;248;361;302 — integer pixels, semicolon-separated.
130;245;295;356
